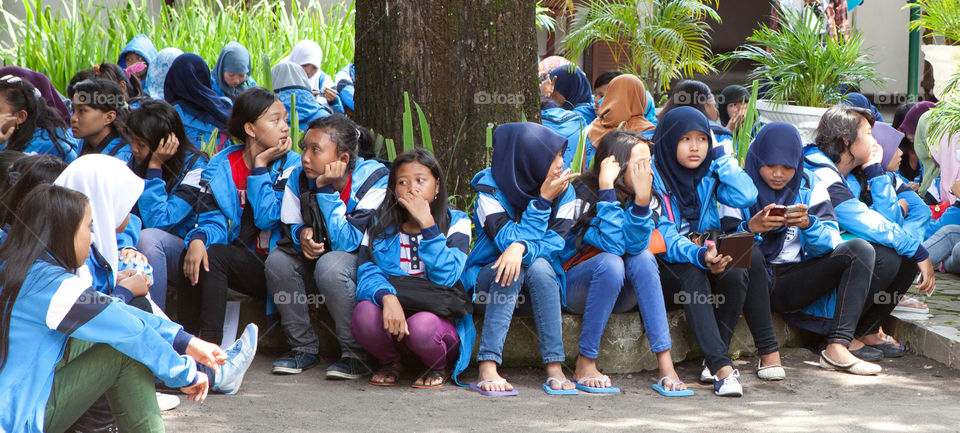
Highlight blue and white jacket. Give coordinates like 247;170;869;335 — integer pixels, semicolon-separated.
846;171;931;244
463;168;577;300
541;107;590;170
78;132;132;163
184;145;300;252
279;157;388;254
559;186;655;263
803;146;929;262
0;256;197;433
277;87;331;131
210;74;257;100
0;127;79;162
173;104;228;153
651;148;758;269
334;63;355;112
134;153;208;239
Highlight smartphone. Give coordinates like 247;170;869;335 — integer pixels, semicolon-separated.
768;205;787;217
785;205;804;214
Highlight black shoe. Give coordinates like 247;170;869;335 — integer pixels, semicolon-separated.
325;357;371;380
849;345;883;362
867;342;904;358
272;350;320;375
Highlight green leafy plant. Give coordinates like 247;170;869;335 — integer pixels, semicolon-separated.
716;5;882;108
562;0;720;95
0;0;355;93
907;0;960;43
290;92;302;153
536;0;557;31
734;81;760;166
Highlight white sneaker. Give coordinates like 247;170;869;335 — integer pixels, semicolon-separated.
713;369;743;397
156;392;180;411
699;362;714;384
215;323;258;395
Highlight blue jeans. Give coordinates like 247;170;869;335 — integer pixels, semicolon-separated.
618;251;672;354
923;224;960;273
137;228;186;312
475;258;564;365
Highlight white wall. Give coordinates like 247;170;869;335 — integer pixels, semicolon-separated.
852;1;917;102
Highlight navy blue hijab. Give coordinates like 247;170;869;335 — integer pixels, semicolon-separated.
491;122;567;213
744;122;805;261
842;93;883;122
549;65;593;108
164;53;233;129
653;106;715;223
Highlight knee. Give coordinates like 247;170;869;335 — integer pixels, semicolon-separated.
314;251;356;279
350;301;382;333
203;244;232;272
265;250;298;279
593;252;625;285
404;313;443;345
136;228;164;253
839;238;874;261
625;250;658;275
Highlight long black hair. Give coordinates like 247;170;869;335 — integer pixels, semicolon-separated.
368;148;450;241
227;87;279;143
0;155;68;227
125;100;206;191
814;104;876;165
0;150;25;199
0;77;71;154
0;185;89;368
67;63;144;101
68;78;130;149
571;131;652;247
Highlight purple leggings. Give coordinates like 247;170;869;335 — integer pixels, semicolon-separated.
350;300;460;370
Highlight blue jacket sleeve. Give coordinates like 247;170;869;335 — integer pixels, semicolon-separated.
247;167;285;232
861;166;904;225
583;190;626;255
899;188;932;242
355;234;395;307
420;221;471;287
712;152;759;208
624;203;655;256
834;193;925;260
138;166;204;230
184;190;228;247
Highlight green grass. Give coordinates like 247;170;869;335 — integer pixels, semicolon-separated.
0;0;354;94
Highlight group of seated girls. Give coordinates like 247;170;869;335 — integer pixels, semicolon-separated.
0;56;943;432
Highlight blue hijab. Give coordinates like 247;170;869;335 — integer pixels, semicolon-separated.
842;92;883;122
164;53;233;129
652;106;715;223
117;34;158;69
212;42;253;100
549;65;593;108
491;122;567;213
744;122;804;261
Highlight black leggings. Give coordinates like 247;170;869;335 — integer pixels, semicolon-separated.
769;239;875;346
857;243;919;336
178;244;268;345
659;248;779;375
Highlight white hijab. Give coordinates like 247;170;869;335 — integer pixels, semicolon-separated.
282;40;324;91
54;154;144;282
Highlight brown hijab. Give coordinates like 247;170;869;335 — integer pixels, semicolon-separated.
588;74;656;145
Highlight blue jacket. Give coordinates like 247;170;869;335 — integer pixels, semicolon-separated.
184;145;300;251
0;127;79;162
355;210;474;383
280;158;389;254
134;153;208;239
463;169;577;300
846;172;931;243
277;87;331;131
559;186;655;263
803;146;928;261
541;107;589;170
79;132;132;163
926;201;960;239
334;63;355;111
210;74;257;100
117;34;157;91
0;256;197;433
174;104;227;152
650;148;758;269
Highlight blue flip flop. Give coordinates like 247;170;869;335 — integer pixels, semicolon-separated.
574;375;620;394
542;377;579;395
470;379;518;396
652;376;694;397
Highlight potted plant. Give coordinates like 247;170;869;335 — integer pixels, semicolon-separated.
717;5;882;141
560;0;721;96
911;0;960;100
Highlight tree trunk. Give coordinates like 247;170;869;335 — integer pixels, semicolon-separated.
355;0;541;201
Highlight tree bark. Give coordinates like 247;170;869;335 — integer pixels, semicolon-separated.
355;0;541;200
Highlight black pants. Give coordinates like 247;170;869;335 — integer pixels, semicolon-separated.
178;244;268;345
659;248;779;375
769;239;875;346
857;243;919;336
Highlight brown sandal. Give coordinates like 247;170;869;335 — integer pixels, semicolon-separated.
369;362;403;386
411;369;447;389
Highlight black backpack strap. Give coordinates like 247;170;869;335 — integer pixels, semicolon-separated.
355;166;390;201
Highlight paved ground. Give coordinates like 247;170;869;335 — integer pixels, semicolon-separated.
163;347;960;432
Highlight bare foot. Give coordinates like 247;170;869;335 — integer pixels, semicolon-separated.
545;361;576;391
413;369;446;387
574;355;612;389
370;362;402;385
823;342;857;365
654;350;686;391
759;351;782;368
476;360;513;392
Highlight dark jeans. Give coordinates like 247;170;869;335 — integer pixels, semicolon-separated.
769;239;875;346
179;243;268;345
858;243;919;336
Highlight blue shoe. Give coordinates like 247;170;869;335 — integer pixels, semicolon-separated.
713;369;743;397
272;350;319;375
574;375;620;394
325;357;371;380
652;376;694;397
542;377;579;395
215;323;258;395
